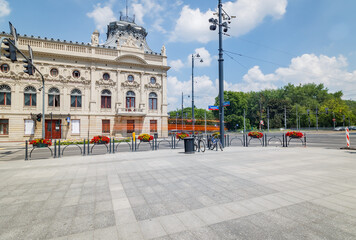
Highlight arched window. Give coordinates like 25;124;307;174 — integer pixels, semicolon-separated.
24;86;36;106
149;92;157;110
101;89;111;108
48;87;60;107
127;75;134;82
0;85;11;105
150;77;156;84
126;91;135;109
70;89;82;108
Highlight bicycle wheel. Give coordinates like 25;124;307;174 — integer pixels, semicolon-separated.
199;140;206;152
194;143;198;151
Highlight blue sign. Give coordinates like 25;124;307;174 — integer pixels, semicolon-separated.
208;106;219;110
223;101;230;107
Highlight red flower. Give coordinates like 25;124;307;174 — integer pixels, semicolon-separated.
286;131;303;138
90;136;110;144
248;131;263;138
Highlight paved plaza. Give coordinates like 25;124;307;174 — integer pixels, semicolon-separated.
0;147;356;239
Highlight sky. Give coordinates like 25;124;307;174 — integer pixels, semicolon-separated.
1;0;356;112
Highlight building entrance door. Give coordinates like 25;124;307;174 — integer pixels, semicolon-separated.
45;119;61;139
127;120;135;134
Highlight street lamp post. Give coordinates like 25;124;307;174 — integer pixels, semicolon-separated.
191;53;203;134
209;0;235;147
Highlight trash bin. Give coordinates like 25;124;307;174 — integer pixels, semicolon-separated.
183;137;195;154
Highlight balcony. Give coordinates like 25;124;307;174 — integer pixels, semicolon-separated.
116;107;146;116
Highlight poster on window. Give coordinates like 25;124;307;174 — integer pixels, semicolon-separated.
71;120;80;134
24;120;34;135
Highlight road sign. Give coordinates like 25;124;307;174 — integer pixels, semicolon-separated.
332;118;336;122
208;106;219;110
223;101;230;107
260;120;264;125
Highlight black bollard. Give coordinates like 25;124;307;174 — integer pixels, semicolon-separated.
25;140;28;161
132;137;134;152
87;138;90;155
304;133;307;147
58;140;61;158
112;138;115;153
109;138;112;153
54;140;57;158
83;139;86;156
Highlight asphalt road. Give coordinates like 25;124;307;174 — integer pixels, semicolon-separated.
0;132;355;161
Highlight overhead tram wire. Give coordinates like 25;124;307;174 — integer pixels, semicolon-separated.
223;49;348;85
224;51;249;70
236;37;297;57
224;50;288;68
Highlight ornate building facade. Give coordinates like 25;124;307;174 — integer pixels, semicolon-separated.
0;16;169;141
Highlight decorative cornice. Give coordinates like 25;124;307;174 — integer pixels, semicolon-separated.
96;79;116;86
121;81;140;88
144;82;161;90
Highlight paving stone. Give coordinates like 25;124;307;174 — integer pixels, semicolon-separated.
139;218;167;239
94;211;116;229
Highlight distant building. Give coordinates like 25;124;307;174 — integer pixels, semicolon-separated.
0;15;170;141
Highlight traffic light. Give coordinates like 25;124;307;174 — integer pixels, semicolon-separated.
36;113;42;122
23;45;35;75
3;38;17;62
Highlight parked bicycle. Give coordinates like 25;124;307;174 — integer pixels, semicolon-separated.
193;135;206;152
209;136;223;151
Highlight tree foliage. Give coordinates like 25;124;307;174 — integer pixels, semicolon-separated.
212;83;356;130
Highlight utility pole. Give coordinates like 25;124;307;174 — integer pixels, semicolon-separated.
209;0;234;147
181;92;183;131
243;109;246;134
284;106;287;129
191;53;203;134
267;107;270;132
316;106;318;130
296;105;298;130
333;112;336;129
204;111;207;134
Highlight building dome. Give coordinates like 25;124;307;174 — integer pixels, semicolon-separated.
103;14;152;52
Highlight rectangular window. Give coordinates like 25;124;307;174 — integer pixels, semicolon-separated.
150;120;157;133
71;119;80;134
101;96;111;108
102;120;110;133
0;119;9;135
24;94;36;106
0;93;10;105
24;120;34;135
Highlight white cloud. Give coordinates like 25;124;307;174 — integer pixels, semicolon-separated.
0;0;10;18
87;3;116;33
170;0;287;43
169;59;184;72
238;54;356;99
132;0;164;25
167;75;219;111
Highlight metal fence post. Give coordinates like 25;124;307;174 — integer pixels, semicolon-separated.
83;139;86;156
58;140;61;158
112;138;115;153
25;140;28;161
282;134;285;147
304;133;307;147
109;138;112;153
54;140;57;158
87;138;90;155
246;135;248;147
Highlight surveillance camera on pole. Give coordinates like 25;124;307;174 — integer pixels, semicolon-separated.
208;0;235;147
